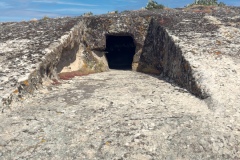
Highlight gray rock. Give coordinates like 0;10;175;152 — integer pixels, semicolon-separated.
0;7;240;159
0;70;239;159
0;137;7;146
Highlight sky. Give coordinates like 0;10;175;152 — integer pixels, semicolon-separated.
0;0;240;22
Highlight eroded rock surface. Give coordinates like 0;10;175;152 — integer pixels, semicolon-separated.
1;70;240;159
1;7;240;107
0;17;82;103
0;6;240;159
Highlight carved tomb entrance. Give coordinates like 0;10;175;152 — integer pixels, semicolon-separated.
105;35;136;70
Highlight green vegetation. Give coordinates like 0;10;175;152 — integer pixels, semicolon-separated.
83;12;93;16
218;2;226;6
145;0;164;10
42;16;50;20
108;10;118;14
188;0;226;6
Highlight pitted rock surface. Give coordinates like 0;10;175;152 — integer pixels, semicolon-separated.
1;70;240;159
0;6;240;159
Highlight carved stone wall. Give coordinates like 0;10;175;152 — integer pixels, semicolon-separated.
1;8;240;107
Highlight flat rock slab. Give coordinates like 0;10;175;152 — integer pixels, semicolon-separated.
0;70;239;159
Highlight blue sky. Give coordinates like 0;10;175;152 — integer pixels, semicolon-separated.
0;0;239;22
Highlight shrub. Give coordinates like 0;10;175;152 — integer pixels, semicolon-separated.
145;0;164;10
42;16;50;20
218;2;226;6
83;12;93;16
188;0;226;6
108;10;118;14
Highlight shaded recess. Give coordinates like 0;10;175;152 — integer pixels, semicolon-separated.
137;19;207;99
105;35;136;70
56;43;79;73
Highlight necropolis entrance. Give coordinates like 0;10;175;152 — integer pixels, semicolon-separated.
105;35;136;69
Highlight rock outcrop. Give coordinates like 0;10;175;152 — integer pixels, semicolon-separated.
0;7;239;110
1;7;240;109
0;6;240;159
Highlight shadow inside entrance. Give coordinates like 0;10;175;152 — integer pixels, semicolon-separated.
105;35;136;70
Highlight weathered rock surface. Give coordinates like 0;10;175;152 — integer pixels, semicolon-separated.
1;70;240;159
1;7;240;107
0;6;240;159
0;17;82;103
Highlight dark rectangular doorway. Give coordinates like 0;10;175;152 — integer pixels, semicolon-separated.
105;35;136;70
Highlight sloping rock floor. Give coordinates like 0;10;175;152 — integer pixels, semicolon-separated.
0;70;239;159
